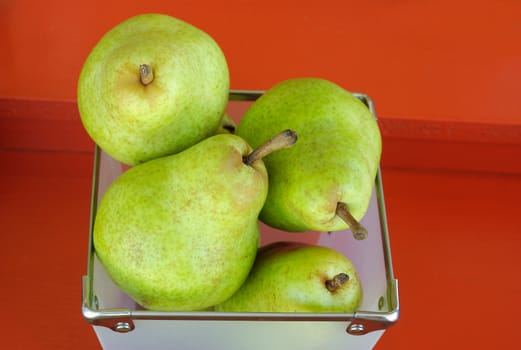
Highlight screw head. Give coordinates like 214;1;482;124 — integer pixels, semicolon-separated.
348;323;365;334
378;296;385;310
113;322;133;333
93;295;99;310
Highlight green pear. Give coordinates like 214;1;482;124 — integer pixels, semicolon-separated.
215;241;362;312
93;131;297;311
235;78;382;239
78;13;230;165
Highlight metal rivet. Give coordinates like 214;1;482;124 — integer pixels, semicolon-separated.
378;296;385;310
348;323;365;334
113;322;133;333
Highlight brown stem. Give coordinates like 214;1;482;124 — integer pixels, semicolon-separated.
243;129;298;166
222;124;236;134
220;116;236;134
139;64;154;85
336;202;368;240
325;273;349;292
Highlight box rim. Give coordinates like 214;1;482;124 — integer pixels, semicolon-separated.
81;90;400;336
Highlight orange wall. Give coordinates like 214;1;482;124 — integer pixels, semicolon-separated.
2;0;520;125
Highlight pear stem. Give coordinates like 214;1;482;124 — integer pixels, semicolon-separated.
139;64;154;85
222;124;236;134
336;202;368;240
243;129;298;166
325;273;350;292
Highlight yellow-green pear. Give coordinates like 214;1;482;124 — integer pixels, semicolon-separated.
93;131;297;311
78;13;230;165
215;241;362;312
236;78;382;239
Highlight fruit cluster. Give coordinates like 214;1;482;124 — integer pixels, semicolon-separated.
78;13;381;313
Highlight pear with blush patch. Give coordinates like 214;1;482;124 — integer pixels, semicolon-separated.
93;131;297;311
215;241;362;313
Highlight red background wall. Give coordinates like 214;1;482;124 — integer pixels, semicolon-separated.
2;0;520;124
2;0;520;173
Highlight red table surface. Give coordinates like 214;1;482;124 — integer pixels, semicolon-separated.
2;0;521;349
1;150;520;349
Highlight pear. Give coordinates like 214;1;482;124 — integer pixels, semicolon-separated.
93;131;297;311
215;241;362;313
236;78;382;239
77;13;230;165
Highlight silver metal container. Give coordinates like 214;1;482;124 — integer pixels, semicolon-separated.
82;90;399;350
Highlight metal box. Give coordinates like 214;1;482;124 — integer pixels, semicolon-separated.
82;90;399;350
